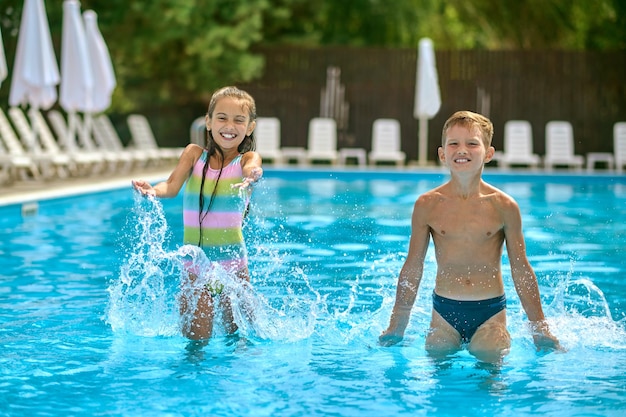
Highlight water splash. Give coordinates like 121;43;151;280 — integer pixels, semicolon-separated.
549;276;626;350
106;191;321;342
106;194;181;337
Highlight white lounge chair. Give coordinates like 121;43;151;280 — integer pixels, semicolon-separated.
305;117;338;165
368;118;406;166
127;114;183;163
544;121;584;171
45;110;105;175
254;117;284;164
189;116;206;146
8;107;75;179
615;122;626;174
92;114;150;170
0;154;12;184
0;108;42;181
498;120;541;169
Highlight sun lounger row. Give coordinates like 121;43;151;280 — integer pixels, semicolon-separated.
255;117;406;167
494;120;626;172
0;107;183;184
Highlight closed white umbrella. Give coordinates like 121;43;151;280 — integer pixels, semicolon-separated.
9;0;60;110
59;0;93;149
0;27;7;88
413;38;441;166
8;0;60;150
83;10;116;113
82;9;116;141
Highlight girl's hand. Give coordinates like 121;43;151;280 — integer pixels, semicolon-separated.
132;180;156;197
233;167;263;190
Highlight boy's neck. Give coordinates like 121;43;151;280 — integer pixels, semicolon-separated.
449;171;484;198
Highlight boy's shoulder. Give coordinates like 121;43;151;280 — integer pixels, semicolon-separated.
414;184;447;209
481;181;520;209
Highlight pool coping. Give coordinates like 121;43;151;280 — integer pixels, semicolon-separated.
0;170;173;207
0;165;623;207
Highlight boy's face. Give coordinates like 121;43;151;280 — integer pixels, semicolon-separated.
438;124;494;170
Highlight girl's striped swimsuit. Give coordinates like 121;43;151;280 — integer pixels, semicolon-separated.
183;151;248;273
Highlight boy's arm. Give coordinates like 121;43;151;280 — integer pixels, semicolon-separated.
503;198;561;351
133;144;200;197
379;198;431;346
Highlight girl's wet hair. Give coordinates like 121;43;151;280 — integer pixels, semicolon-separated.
441;110;494;148
197;86;257;246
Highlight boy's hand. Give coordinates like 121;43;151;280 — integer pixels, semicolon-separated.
379;329;403;347
531;321;563;352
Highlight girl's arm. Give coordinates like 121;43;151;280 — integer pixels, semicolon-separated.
235;151;263;189
133;144;203;197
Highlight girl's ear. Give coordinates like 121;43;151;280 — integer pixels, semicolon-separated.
247;120;256;136
205;114;211;131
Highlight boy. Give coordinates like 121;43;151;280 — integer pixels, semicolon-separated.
379;111;560;363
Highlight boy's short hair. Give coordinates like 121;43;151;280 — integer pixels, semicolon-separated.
441;111;494;148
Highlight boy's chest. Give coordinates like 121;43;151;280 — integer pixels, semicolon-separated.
429;199;503;240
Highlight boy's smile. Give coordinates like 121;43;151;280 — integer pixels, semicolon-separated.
439;124;493;169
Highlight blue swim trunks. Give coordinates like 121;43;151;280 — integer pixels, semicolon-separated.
432;292;506;343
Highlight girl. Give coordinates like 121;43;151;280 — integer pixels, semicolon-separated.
132;86;263;340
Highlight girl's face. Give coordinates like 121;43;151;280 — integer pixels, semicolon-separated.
438;124;494;171
206;97;255;154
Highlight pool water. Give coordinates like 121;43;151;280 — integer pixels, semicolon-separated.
1;169;625;417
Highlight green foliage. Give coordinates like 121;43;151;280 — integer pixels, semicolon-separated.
0;0;623;114
92;0;271;110
444;0;625;49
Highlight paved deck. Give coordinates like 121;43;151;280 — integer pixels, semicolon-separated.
0;164;175;207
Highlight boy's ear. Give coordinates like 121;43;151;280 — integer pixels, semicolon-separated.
437;146;445;162
484;146;495;163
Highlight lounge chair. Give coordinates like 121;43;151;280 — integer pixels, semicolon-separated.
305;117;338;165
8;107;75;179
0;154;12;184
543;121;584;171
498;120;541;169
0;108;42;181
190;116;206;146
92;114;150;170
368;118;406;166
615;122;626;173
254;117;284;164
127;114;183;163
45;110;105;175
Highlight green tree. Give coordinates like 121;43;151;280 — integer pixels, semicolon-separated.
1;0;276;111
1;0;623;114
87;0;273;110
445;0;625;49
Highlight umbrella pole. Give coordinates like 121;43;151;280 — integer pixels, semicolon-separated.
68;111;78;150
418;117;428;166
27;107;39;153
83;113;93;145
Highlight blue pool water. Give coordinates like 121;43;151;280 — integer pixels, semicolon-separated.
1;169;625;417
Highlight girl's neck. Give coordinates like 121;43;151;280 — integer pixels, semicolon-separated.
210;149;239;169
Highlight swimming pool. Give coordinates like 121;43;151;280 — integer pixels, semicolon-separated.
1;168;625;416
